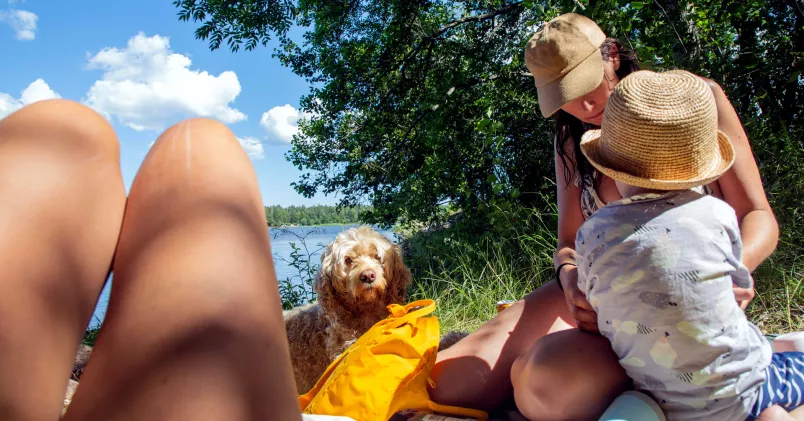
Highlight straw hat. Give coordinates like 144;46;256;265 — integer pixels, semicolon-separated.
579;70;735;190
524;13;607;117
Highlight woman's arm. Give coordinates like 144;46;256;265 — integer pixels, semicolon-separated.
554;142;584;269
704;79;779;309
705;78;780;271
554;138;598;332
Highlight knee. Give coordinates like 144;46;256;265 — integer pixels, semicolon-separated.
512;331;629;421
170;117;232;135
2;99;120;160
756;405;796;421
512;347;576;421
156;118;239;149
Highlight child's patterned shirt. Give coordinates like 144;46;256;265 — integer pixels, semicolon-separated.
576;189;772;420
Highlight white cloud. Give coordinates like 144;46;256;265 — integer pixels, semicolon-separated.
0;78;61;119
237;136;265;160
84;32;246;132
0;9;37;40
259;104;310;144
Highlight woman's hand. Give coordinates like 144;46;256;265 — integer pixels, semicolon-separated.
559;264;599;333
733;285;755;310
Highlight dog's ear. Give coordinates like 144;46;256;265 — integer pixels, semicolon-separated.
384;243;412;304
315;242;336;295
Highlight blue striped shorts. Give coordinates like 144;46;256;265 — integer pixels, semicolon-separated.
748;352;804;420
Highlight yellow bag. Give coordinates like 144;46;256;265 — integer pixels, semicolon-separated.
298;299;488;421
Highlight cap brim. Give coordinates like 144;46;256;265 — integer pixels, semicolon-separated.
579;130;736;190
537;50;605;118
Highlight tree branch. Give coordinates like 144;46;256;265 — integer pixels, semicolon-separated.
401;75;499;143
653;0;688;54
429;3;523;40
355;3;523;138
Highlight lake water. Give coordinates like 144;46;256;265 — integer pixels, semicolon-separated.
88;225;396;328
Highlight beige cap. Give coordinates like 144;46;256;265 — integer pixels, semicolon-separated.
525;13;607;117
580;70;735;190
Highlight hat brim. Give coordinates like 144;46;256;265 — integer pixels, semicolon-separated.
537;50;605;118
579;129;736;190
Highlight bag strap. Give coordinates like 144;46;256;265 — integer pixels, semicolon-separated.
425;401;489;420
348;300;436;348
299;299;437;410
384;300;436;329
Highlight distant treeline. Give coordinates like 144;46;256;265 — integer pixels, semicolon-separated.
265;205;370;227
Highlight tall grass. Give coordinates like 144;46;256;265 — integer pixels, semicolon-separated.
747;126;804;334
402;206;558;333
402;198;804;335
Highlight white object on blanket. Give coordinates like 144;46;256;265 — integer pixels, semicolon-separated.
301;416;356;421
773;331;804;353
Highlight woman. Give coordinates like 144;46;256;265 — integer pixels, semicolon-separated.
430;13;779;420
0;100;301;421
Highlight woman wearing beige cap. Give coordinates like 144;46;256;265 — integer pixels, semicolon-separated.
430;12;779;421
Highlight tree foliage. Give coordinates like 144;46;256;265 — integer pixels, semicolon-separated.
264;204;370;226
176;0;803;228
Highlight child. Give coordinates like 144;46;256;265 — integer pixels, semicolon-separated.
575;69;804;421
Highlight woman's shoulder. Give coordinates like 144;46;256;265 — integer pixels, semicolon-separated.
696;75;728;101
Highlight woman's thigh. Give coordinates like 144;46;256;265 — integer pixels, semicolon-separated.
429;281;576;410
64;118;301;421
0;100;126;421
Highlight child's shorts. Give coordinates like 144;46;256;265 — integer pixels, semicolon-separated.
747;351;804;420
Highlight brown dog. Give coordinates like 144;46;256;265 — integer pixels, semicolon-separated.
284;226;412;394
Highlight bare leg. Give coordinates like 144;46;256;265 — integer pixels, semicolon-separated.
64;119;301;420
430;282;574;409
0;100;126;421
430;281;628;416
757;405;799;421
511;330;630;421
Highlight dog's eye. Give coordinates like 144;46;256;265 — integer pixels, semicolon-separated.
344;256;353;265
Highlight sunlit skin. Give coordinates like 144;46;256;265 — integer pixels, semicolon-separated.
559;60;619;127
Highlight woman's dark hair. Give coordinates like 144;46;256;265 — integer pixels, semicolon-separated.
554;38;640;188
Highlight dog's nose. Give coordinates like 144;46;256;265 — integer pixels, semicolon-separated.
360;270;377;284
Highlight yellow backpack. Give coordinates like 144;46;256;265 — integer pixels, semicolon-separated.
298;299;488;421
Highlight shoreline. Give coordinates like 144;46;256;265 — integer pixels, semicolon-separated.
269;223;360;228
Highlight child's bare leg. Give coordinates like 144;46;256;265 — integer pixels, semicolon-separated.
63;118;301;421
791;406;804;420
757;405;798;421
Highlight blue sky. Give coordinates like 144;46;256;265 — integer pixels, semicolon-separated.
0;0;338;207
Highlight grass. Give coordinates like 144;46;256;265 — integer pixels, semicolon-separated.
402;207;558;334
401;204;804;336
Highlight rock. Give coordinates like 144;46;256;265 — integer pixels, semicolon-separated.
72;345;92;381
63;379;79;413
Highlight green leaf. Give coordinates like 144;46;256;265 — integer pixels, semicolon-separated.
476;118;490;132
487;174;497;183
631;2;645;9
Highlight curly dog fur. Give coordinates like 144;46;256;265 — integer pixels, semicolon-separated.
284;226;412;394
